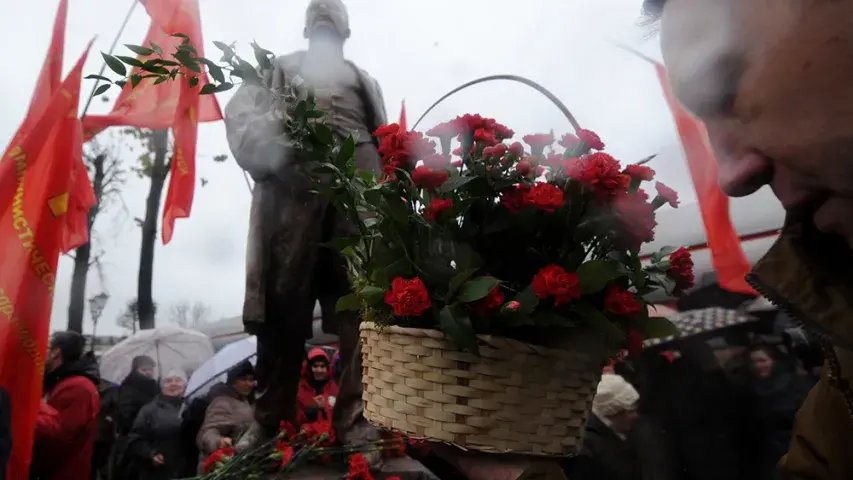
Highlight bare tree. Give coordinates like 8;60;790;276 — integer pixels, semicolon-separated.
116;298;158;334
66;133;126;333
169;301;211;328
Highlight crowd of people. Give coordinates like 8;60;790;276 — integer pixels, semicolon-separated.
12;331;341;480
565;339;818;480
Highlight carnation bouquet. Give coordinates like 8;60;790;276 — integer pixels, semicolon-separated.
95;35;694;355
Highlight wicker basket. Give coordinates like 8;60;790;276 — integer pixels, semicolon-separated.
360;322;605;457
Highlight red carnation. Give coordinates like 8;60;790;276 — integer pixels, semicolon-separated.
571;152;630;201
604;285;642;316
202;447;234;474
473;128;499;146
384;277;431;316
667;247;695;294
532;265;582;306
523;182;564;212
411;165;449;190
426;120;459;140
577;128;605;150
275;442;295;467
348;453;372;479
423;198;454;221
559;133;581;150
654;181;680;208
500;184;529;212
423;153;450;169
522;133;555;154
626;328;645;357
624;164;655;181
373;123;400;138
508;141;525;156
612;190;657;251
471;282;504;317
516;159;533;176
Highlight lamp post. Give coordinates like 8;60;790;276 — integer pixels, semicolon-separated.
88;292;109;352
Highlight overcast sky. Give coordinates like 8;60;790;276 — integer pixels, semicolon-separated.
1;0;759;336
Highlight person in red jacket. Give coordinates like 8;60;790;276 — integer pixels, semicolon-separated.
30;331;100;480
296;348;338;426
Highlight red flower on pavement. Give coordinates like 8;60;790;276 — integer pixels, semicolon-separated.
666;247;695;294
348;453;373;479
524;182;565;212
577;128;605;150
604;285;642;316
278;421;297;439
471;282;504;317
571;152;630;202
654;181;680;208
302;417;336;446
522;133;555;154
612;190;657;251
411;165;449;190
532;265;582;305
423;198;454;221
275;441;295;467
202;447;234;474
625;328;645;357
384;277;431;316
624;164;655;181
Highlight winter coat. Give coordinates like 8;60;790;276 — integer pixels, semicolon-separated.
297;348;339;426
117;371;159;435
563;414;642;480
743;367;814;480
0;388;11;480
30;353;101;480
127;395;186;480
196;384;253;472
747;222;853;479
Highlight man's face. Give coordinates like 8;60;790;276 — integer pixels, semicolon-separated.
657;0;853;247
137;366;155;378
304;0;349;40
311;361;328;382
45;345;61;372
233;376;255;397
161;376;186;397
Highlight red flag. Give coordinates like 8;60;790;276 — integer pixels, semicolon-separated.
398;100;407;131
0;39;93;479
81;0;222;243
653;62;756;294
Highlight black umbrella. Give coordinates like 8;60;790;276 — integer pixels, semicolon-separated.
644;307;760;348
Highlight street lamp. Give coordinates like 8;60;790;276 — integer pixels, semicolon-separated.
88;292;109;351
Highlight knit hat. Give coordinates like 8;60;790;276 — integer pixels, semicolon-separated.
160;368;187;387
131;355;156;370
591;374;640;419
227;360;255;384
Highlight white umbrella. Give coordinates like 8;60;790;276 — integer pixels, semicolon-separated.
186;335;257;400
99;325;215;384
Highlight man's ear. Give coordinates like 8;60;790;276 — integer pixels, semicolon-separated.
303;26;310;39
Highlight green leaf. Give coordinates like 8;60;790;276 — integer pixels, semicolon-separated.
337;136;356;165
438;175;476;193
115;80;127;89
456;276;500;303
130;74;142;88
85;74;111;82
153;76;168;85
93;84;110;96
199;84;217;95
124;44;155;56
513;285;540;316
150;42;162;55
531;312;573;327
359;286;386;306
577;260;626;295
571;303;625;344
335;293;360;313
251;41;273;70
101;53;127;76
313;123;335;146
382;193;410;224
213;41;233;55
439;305;479;354
448;268;479;297
200;59;224;83
115;55;144;67
188;76;199;88
650;246;678;264
322;234;361;252
215;82;234;93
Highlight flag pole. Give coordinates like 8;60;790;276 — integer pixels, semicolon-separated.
80;0;139;118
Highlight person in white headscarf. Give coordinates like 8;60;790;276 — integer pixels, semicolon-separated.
126;369;191;480
564;374;643;480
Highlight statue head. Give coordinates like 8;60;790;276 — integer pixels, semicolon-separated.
304;0;350;43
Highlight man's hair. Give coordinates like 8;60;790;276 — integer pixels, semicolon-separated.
50;331;86;363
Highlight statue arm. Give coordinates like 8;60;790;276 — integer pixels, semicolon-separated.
372;77;388;128
223;63;288;182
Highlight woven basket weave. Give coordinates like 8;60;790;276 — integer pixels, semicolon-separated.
360;322;604;457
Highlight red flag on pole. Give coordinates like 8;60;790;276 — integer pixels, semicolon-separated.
398;100;407;131
652;62;756;294
81;0;222;243
0;37;94;479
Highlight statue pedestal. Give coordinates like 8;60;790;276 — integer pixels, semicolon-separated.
272;456;440;479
